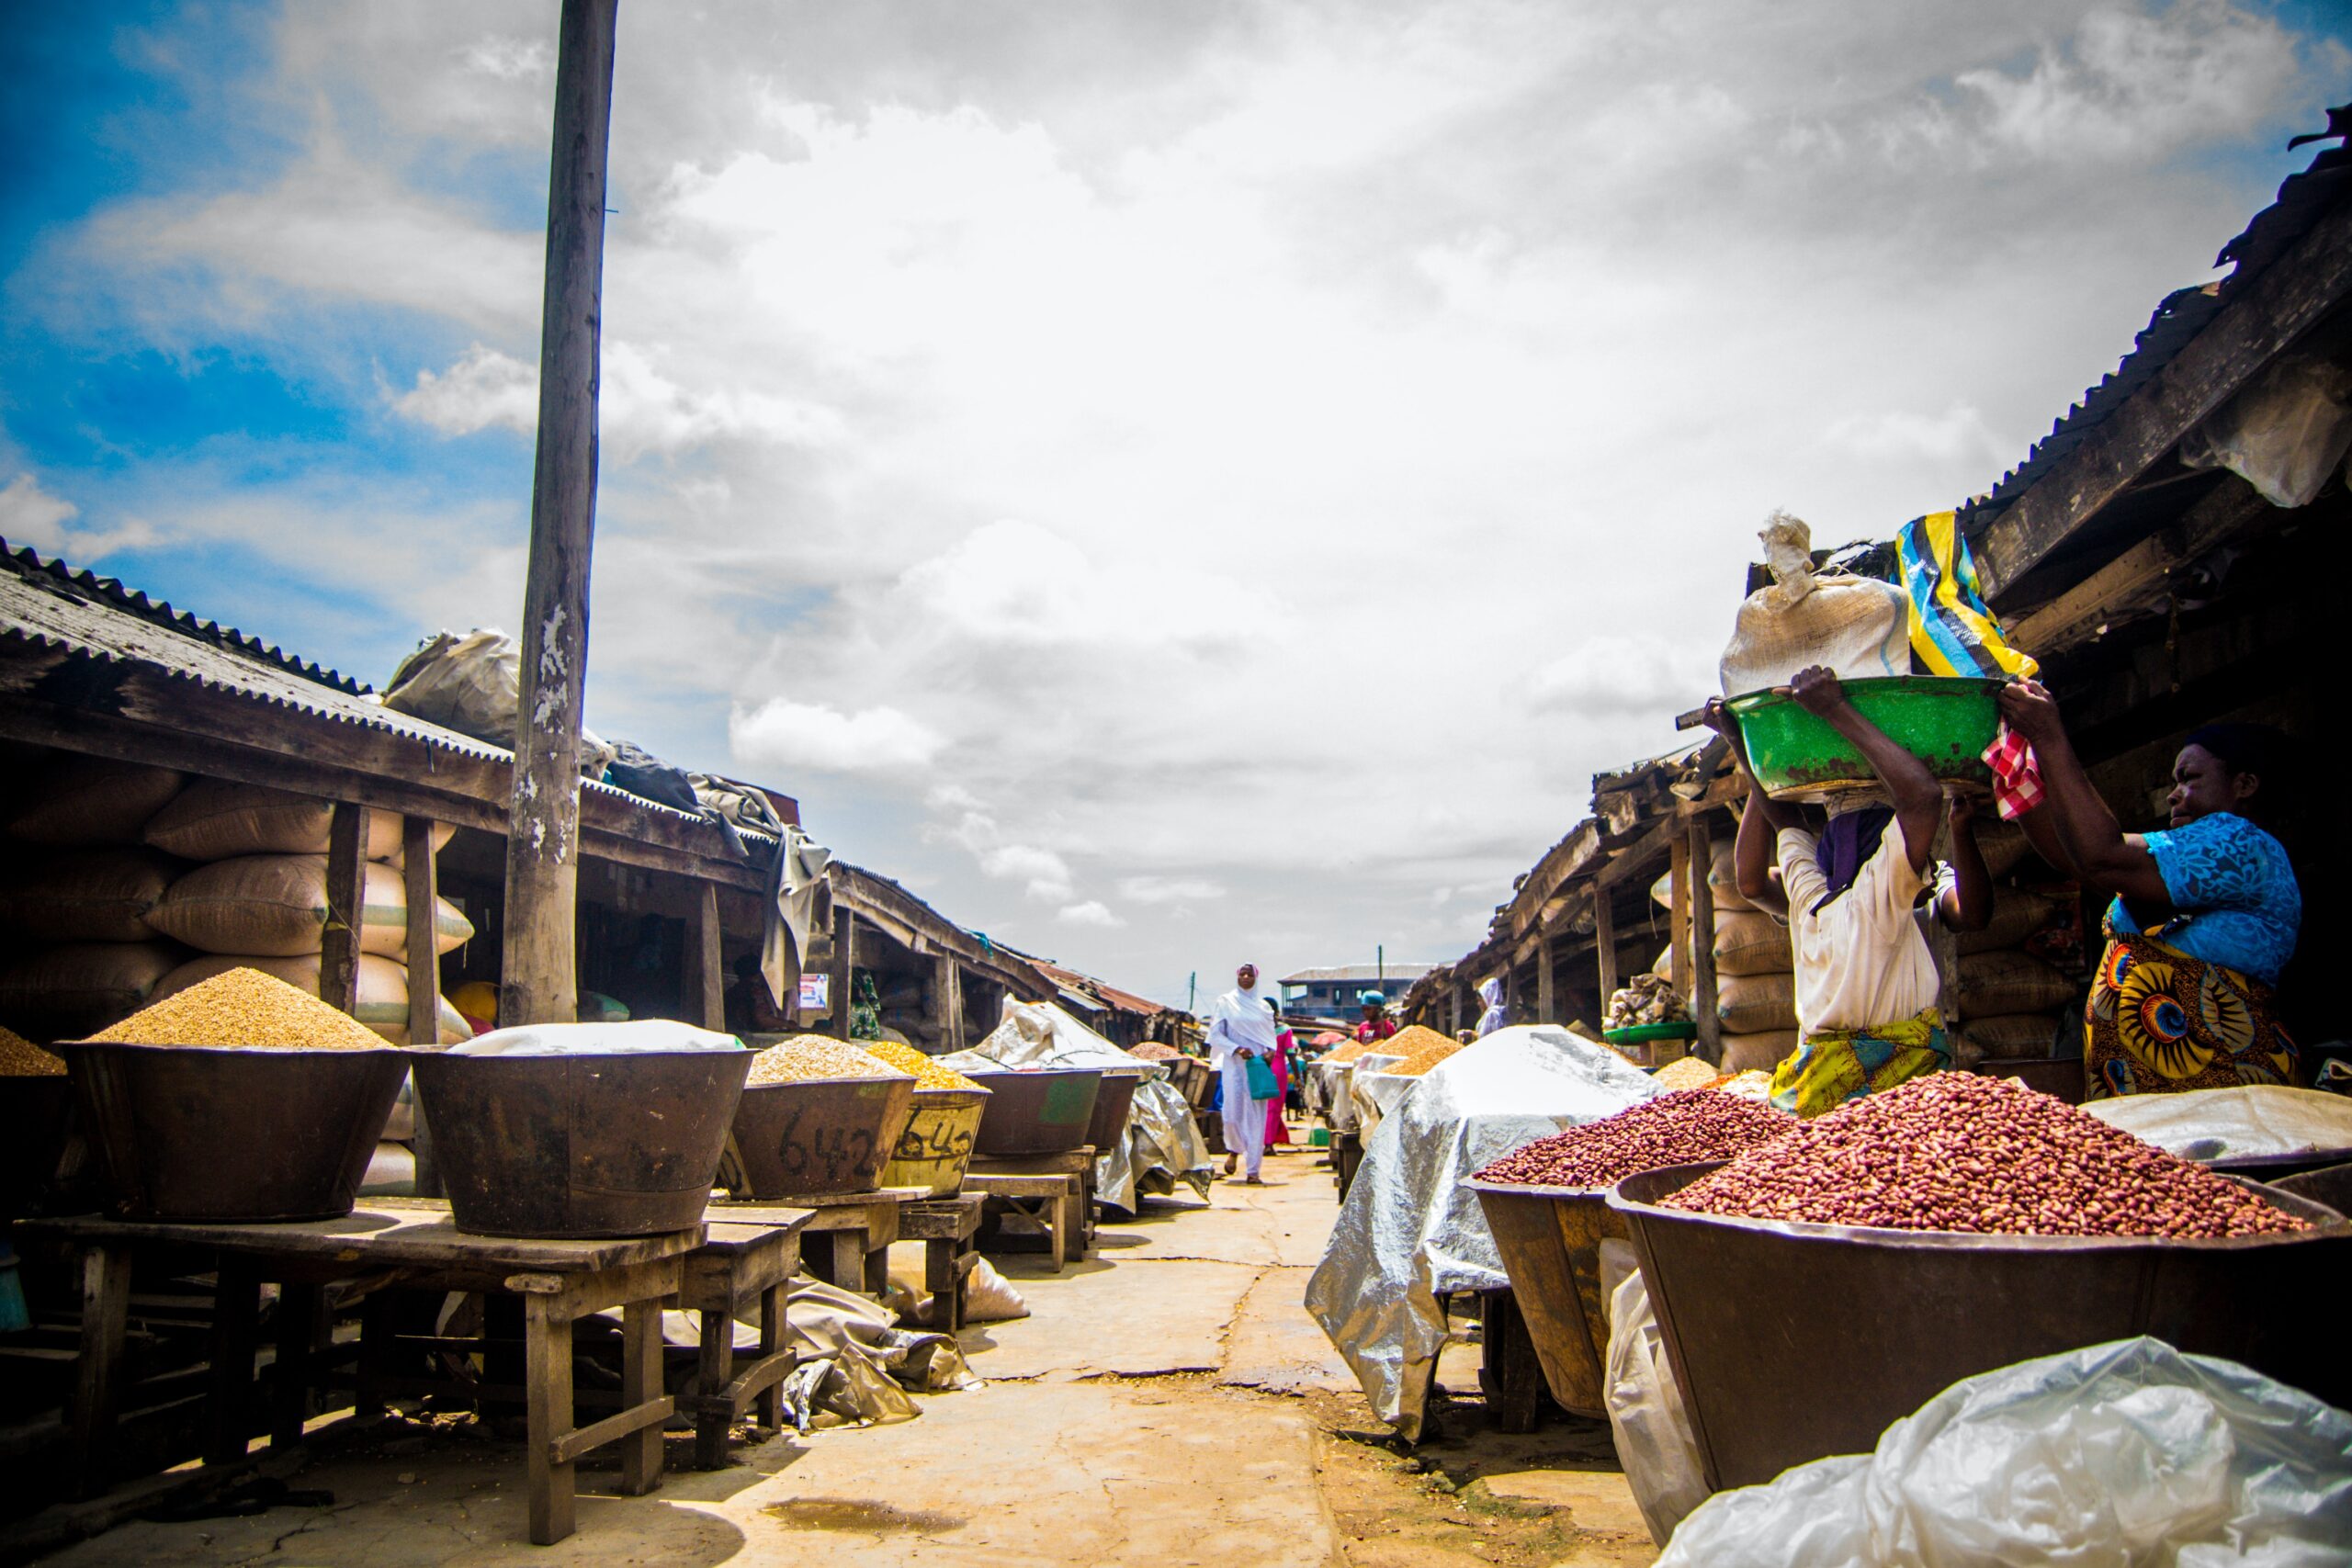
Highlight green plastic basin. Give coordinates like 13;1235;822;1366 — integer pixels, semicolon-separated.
1728;676;2001;803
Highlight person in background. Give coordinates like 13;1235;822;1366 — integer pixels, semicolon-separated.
1205;962;1278;1183
1355;991;1398;1046
1265;1010;1295;1150
1453;1028;1476;1045
1475;976;1508;1037
1704;666;1991;1116
1996;682;2301;1097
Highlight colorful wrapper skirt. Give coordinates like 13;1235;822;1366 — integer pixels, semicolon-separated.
1768;1009;1949;1119
2084;930;2298;1099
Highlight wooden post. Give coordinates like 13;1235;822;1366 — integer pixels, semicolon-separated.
1536;932;1555;1025
321;804;366;1017
828;906;857;1041
501;0;619;1028
687;882;725;1030
1668;831;1691;1010
1688;819;1721;1064
402;816;444;1197
933;955;966;1055
1594;893;1618;1004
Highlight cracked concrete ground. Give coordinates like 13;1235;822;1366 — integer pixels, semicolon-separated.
39;1141;1656;1567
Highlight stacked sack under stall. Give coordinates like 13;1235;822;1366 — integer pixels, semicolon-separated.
1650;840;1801;1075
1947;819;2085;1070
0;758;194;1041
137;781;473;1046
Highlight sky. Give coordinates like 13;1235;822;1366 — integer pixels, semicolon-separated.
1;2;2346;1009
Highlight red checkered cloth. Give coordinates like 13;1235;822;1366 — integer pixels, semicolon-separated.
1981;721;2043;820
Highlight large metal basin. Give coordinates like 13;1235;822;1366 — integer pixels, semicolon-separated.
966;1068;1102;1156
62;1042;407;1222
2270;1161;2352;1216
1609;1161;2352;1491
1464;1179;1624;1418
728;1073;916;1198
880;1086;990;1195
408;1048;750;1237
1086;1070;1147;1157
1727;676;2000;802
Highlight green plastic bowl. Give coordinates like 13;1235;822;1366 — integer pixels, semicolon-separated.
1604;1021;1698;1044
1727;676;2001;804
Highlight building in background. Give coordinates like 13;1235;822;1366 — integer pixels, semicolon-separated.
1278;963;1431;1023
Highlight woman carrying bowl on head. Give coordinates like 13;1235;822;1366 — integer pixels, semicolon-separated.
1704;666;1992;1117
1996;682;2301;1099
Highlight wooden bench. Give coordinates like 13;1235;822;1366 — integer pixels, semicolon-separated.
716;1187;923;1296
23;1201;695;1546
967;1147;1095;1266
680;1209;812;1470
897;1195;985;1330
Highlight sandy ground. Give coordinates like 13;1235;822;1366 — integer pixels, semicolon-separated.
39;1136;1657;1568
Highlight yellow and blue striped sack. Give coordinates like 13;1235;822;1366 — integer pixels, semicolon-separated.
1895;510;2039;680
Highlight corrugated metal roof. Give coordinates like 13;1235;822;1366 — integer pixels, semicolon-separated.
1967;107;2352;525
1278;963;1434;986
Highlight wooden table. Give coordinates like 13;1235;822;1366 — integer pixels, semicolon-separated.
711;1187;922;1296
21;1202;697;1545
681;1208;811;1470
898;1195;984;1330
968;1149;1095;1262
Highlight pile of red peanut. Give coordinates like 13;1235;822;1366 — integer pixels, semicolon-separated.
1476;1089;1794;1188
1662;1073;2307;1239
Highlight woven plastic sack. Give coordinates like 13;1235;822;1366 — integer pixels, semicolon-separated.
2085;1085;2352;1164
1718;513;1909;695
1657;1337;2352;1567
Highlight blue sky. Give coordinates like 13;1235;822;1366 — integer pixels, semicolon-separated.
2;2;2346;1004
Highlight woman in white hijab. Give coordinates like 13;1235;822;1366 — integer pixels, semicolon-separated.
1206;962;1280;1183
1475;976;1509;1038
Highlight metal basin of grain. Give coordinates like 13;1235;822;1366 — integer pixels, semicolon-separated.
61;1042;407;1222
408;1048;751;1237
965;1068;1102;1156
1085;1068;1148;1158
1463;1178;1626;1418
879;1085;991;1195
1608;1160;2352;1491
728;1073;917;1198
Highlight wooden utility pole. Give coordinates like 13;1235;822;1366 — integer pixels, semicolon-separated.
502;0;619;1027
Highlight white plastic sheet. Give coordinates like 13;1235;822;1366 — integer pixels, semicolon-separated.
940;998;1212;1209
1657;1337;2352;1567
1346;1055;1408;1136
2085;1085;2352;1165
447;1019;744;1056
1601;1242;1709;1545
1304;1025;1658;1438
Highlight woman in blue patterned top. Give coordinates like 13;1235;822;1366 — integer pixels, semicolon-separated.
1997;681;2301;1098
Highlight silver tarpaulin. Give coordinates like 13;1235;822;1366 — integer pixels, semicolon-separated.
1304;1025;1658;1438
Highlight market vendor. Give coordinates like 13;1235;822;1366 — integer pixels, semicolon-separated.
1474;976;1508;1037
1206;963;1279;1183
1354;991;1398;1046
1704;667;1991;1115
1996;682;2301;1097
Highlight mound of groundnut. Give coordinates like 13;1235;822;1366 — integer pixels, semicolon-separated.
1661;1073;2308;1239
1476;1089;1793;1188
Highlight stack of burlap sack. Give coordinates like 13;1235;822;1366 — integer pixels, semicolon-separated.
0;759;471;1046
1650;840;1799;1074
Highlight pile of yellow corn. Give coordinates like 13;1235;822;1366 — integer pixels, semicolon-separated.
748;1035;915;1085
858;1040;983;1091
1651;1055;1730;1093
1379;1024;1465;1077
0;1025;66;1076
85;966;389;1050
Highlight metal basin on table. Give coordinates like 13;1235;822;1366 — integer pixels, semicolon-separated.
1727;676;2000;802
408;1048;750;1237
1086;1069;1148;1156
965;1068;1102;1156
728;1073;917;1198
879;1085;991;1195
1609;1160;2352;1491
62;1042;407;1223
1464;1178;1626;1417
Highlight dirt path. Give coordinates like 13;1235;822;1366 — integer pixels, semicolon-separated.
40;1142;1657;1567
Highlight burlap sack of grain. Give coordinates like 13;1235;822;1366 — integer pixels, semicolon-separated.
0;847;182;942
1716;971;1798;1034
1707;840;1756;913
155;952;470;1045
1651;944;1675;986
1957;1012;2069;1063
143;780;454;865
1718;513;1911;695
1713;910;1793;977
6;758;184;847
145;855;473;959
0;942;183;1040
1972;819;2036;881
1718;1029;1799;1074
1955;887;2064;956
1955;949;2077;1019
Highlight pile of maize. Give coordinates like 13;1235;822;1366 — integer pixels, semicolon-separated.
0;1025;66;1076
1651;1055;1729;1092
748;1035;915;1085
1382;1024;1468;1077
84;966;389;1051
859;1040;983;1091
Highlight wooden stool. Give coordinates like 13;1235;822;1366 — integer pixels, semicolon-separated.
962;1174;1081;1272
898;1195;984;1330
681;1209;811;1470
968;1147;1095;1262
716;1188;922;1296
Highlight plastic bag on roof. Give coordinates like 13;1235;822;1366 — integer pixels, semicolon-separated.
380;628;615;775
2178;351;2352;510
1303;1025;1657;1438
1656;1337;2352;1568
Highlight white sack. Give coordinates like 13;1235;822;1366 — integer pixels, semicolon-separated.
2084;1084;2352;1164
1303;1025;1657;1438
1657;1337;2352;1568
1602;1242;1710;1545
448;1019;744;1056
1718;512;1910;696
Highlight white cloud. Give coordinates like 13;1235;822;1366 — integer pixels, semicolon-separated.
1119;875;1227;905
1825;404;2012;468
978;843;1075;904
1057;900;1124;928
729;698;945;774
0;473;164;560
1530;637;1719;719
